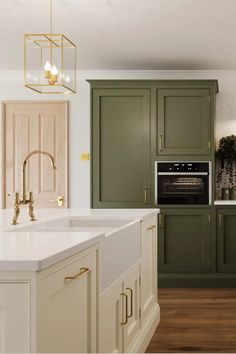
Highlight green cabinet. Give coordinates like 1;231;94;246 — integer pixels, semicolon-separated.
159;209;211;273
91;88;151;208
217;208;236;273
157;88;212;155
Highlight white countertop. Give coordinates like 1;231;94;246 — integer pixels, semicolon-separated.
214;200;236;205
0;208;159;272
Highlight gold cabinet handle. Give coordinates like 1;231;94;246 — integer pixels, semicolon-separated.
219;214;223;229
144;188;151;205
159;135;163;152
147;225;156;230
126;288;133;318
159;213;164;230
64;267;90;281
120;293;128;325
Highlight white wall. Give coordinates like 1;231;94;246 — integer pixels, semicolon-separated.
1;70;236;208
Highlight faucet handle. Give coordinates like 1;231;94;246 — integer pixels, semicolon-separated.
11;193;20;225
28;192;37;222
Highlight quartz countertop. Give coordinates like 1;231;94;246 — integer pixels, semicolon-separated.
214;200;236;205
0;208;159;272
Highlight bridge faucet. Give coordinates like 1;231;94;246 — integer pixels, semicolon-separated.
11;150;56;225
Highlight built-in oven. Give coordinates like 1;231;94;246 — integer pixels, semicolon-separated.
155;162;211;205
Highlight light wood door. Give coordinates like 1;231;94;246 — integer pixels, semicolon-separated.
141;216;157;326
2;101;68;208
37;250;97;353
0;282;30;353
123;265;140;352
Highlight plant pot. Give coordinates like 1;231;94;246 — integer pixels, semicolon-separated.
222;187;230;200
230;187;236;200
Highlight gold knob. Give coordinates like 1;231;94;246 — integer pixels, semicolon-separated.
49;195;64;207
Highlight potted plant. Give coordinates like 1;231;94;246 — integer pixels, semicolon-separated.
216;135;236;200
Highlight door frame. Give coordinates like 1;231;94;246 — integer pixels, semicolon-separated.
1;100;69;209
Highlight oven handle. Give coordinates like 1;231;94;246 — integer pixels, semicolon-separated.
157;172;209;176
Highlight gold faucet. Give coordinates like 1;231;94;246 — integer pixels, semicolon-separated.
11;150;56;225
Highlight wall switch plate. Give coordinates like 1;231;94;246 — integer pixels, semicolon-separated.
80;153;90;161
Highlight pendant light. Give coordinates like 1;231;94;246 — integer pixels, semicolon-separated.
24;0;76;94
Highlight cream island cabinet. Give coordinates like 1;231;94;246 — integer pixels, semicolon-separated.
0;208;160;353
99;215;159;353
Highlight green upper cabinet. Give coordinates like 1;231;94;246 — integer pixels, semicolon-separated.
157;88;212;155
217;208;236;273
91;88;151;208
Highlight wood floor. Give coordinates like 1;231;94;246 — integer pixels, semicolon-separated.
146;288;236;353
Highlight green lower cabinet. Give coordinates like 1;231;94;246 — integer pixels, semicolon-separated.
159;209;211;273
217;208;236;273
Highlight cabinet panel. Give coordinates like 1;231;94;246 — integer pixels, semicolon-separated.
159;209;211;273
92;89;151;208
0;282;30;353
123;265;140;352
141;216;157;326
99;283;123;353
217;209;236;272
37;251;97;353
157;88;211;155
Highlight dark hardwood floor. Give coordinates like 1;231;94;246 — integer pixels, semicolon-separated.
146;288;236;353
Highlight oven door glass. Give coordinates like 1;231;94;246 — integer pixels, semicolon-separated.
157;174;209;204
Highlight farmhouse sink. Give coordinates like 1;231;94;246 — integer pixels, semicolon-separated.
10;216;134;234
9;215;141;291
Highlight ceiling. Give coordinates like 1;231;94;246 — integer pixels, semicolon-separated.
1;0;236;70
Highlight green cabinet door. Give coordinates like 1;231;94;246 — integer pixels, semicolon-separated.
159;209;211;273
217;208;236;273
157;88;211;155
92;89;151;208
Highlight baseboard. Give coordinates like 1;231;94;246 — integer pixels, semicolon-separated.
159;274;236;287
128;304;160;353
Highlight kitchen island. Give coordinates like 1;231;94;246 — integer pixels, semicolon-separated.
0;208;160;353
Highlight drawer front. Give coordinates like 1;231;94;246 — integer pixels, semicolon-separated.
37;249;97;353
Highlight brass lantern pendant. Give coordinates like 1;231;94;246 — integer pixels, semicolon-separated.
24;0;76;94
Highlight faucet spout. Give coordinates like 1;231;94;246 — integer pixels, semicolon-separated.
22;150;56;203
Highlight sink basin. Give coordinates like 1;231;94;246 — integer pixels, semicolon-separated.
8;216;134;234
8;215;141;291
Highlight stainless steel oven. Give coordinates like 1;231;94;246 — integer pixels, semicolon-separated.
155;162;211;205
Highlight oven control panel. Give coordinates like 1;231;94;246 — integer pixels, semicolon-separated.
157;162;209;173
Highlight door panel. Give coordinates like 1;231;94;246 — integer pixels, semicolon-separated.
37;251;97;353
0;282;30;353
141;216;157;326
123;265;140;352
159;209;211;273
157;89;211;155
99;283;123;353
3;102;68;208
217;209;236;272
92;89;150;208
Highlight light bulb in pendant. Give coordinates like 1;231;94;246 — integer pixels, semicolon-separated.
48;65;58;86
44;61;51;79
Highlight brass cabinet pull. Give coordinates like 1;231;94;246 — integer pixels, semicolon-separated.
159;135;163;151
144;188;151;205
147;225;156;230
208;214;211;222
126;288;133;318
159;213;164;230
64;267;90;281
120;293;128;325
219;214;223;229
